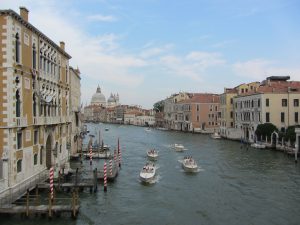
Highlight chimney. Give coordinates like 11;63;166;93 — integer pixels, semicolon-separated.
60;41;65;51
19;7;29;22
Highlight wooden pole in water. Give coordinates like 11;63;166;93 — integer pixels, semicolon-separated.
118;138;121;168
26;189;29;217
94;168;98;192
35;184;39;206
104;161;107;192
48;192;52;218
89;144;93;165
109;159;113;177
49;167;54;201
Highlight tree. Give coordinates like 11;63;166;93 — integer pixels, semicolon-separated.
255;123;278;141
153;100;164;112
284;125;300;144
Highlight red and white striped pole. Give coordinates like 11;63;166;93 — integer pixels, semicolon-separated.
109;159;113;177
118;138;121;168
103;161;107;192
49;167;54;200
89;144;93;165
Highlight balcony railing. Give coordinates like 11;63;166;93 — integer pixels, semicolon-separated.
15;117;27;127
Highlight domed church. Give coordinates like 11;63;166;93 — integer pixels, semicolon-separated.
91;85;106;107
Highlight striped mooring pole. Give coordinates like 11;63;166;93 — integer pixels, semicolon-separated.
118;138;121;168
104;161;107;192
109;159;113;176
89;144;93;165
49;167;54;200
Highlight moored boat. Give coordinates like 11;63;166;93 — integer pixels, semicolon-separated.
147;149;158;160
251;142;266;149
139;163;156;183
182;156;198;172
211;132;221;139
174;144;185;152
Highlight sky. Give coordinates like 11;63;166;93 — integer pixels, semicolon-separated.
2;0;300;108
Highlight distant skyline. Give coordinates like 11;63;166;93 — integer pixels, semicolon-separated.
2;0;300;108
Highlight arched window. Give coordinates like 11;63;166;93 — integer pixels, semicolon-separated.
33;93;36;117
33;153;38;165
40;147;43;165
32;44;36;69
15;33;20;63
17;159;22;173
39;53;43;70
16;90;21;117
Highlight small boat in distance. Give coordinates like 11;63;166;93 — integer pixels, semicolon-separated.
147;149;158;160
105;128;109;131
182;156;198;172
251;142;266;149
174;144;185;152
211;132;222;139
145;127;151;132
139;163;156;183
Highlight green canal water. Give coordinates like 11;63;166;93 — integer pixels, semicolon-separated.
2;123;300;225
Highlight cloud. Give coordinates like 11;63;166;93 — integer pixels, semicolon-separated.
159;51;226;82
140;44;173;58
233;59;300;80
87;14;117;22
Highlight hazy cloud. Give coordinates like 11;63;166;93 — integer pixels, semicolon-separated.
87;14;117;22
233;59;300;80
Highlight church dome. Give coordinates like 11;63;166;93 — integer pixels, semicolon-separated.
91;85;106;106
108;94;115;103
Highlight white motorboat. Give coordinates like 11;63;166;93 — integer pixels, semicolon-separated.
174;144;185;152
211;132;222;139
251;142;266;149
182;156;198;172
139;163;156;183
147;149;158;160
145;127;151;132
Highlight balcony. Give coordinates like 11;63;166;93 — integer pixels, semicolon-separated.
15;117;27;127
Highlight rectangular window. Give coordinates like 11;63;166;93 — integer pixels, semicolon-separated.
230;98;233;104
230;111;233;119
266;98;269;107
34;130;38;145
230;122;233;127
197;115;199;122
294;99;299;107
17;132;22;149
295;112;298;123
282;99;288;107
281;112;285;122
266;112;270;122
197;105;199;111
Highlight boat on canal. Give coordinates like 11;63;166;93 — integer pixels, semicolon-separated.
182;156;198;172
251;142;266;149
139;162;156;183
147;149;158;160
211;132;222;139
173;143;185;152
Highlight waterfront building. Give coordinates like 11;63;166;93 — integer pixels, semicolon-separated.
233;76;300;143
0;7;73;197
175;94;220;133
69;67;81;157
163;92;190;130
220;82;260;139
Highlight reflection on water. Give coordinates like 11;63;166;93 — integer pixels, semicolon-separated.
2;123;300;225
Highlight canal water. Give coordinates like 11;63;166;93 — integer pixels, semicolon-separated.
3;123;300;225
